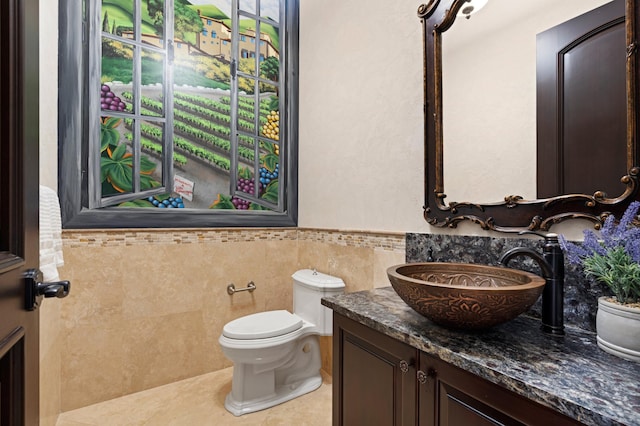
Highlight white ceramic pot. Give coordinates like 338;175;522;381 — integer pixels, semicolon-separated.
596;296;640;362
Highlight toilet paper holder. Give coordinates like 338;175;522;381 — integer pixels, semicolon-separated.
227;281;256;295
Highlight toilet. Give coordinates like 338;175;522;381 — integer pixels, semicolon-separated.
219;269;345;416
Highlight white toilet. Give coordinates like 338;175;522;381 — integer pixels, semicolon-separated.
219;269;345;416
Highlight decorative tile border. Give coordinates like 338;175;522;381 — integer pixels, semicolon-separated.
62;228;298;247
297;229;405;251
62;227;406;252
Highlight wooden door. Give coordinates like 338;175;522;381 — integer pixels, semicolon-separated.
0;0;40;424
537;0;627;198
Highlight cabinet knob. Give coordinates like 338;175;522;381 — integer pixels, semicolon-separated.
399;360;410;373
417;368;436;384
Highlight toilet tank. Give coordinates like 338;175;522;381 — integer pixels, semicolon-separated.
292;269;345;335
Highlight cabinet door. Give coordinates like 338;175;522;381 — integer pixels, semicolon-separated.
421;354;582;426
334;314;417;426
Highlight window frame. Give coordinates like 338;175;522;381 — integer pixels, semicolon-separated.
58;0;299;229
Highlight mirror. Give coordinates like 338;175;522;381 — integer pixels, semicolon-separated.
419;0;640;232
442;0;613;203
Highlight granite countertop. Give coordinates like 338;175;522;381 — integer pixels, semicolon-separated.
322;287;640;426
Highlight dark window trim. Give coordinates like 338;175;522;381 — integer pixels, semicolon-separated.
58;0;299;229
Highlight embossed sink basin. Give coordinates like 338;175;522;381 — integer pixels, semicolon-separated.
387;263;546;330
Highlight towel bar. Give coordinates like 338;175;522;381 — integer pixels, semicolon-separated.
227;281;256;295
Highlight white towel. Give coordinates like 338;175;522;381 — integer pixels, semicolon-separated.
39;185;64;282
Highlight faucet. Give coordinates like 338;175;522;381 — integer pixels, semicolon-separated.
499;231;565;335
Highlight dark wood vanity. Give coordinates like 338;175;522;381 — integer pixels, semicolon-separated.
323;287;640;426
333;314;580;426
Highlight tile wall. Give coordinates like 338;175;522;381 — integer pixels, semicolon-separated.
39;228;405;424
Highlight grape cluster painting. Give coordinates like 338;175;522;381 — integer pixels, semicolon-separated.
101;84;128;112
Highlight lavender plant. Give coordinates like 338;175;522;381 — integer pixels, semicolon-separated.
559;201;640;304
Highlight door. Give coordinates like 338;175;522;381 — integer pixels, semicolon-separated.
420;354;581;426
0;0;40;424
537;0;627;198
333;314;417;426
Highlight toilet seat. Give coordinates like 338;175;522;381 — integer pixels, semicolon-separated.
223;310;303;340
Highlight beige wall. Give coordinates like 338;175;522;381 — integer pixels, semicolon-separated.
297;0;606;239
298;0;428;233
54;229;404;412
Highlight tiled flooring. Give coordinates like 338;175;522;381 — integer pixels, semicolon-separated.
56;368;332;426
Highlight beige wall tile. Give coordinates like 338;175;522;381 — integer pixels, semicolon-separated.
61;310;214;411
39;329;61;426
373;248;406;288
47;228;406;415
59;246;125;328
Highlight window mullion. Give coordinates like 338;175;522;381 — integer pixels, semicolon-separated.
88;0;102;209
254;10;261;201
164;0;175;193
229;0;240;198
278;0;288;212
131;0;142;194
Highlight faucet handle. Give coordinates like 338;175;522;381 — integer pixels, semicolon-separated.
519;230;558;242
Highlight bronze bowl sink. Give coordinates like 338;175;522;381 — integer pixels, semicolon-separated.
386;263;546;330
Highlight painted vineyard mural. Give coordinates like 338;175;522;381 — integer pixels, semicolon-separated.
99;0;281;210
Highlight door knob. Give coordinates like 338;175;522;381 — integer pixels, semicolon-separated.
24;268;70;311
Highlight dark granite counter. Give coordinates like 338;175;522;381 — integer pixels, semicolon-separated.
322;287;640;426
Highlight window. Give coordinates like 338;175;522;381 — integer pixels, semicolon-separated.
211;31;217;38
58;0;298;228
203;29;208;36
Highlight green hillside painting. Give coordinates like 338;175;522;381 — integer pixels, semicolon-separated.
102;1;279;51
189;4;228;20
102;0;157;35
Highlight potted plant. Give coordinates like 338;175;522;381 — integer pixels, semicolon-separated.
560;201;640;362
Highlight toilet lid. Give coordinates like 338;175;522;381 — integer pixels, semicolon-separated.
222;310;303;340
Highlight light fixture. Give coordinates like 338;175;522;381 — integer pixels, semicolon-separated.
457;0;489;19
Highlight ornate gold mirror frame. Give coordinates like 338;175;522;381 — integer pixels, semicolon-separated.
419;0;640;232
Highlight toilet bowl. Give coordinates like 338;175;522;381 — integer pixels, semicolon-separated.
219;270;345;416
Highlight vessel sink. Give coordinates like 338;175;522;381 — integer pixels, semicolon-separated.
387;263;546;330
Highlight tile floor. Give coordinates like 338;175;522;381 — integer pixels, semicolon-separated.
56;367;332;426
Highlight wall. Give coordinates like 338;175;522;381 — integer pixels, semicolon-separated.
297;0;429;232
56;229;405;412
296;0;597;240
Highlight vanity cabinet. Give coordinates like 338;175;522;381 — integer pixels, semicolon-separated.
333;313;581;426
332;313;417;425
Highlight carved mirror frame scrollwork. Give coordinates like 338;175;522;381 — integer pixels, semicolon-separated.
419;0;640;233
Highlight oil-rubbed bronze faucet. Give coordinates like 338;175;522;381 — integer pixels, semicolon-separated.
499;232;565;335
